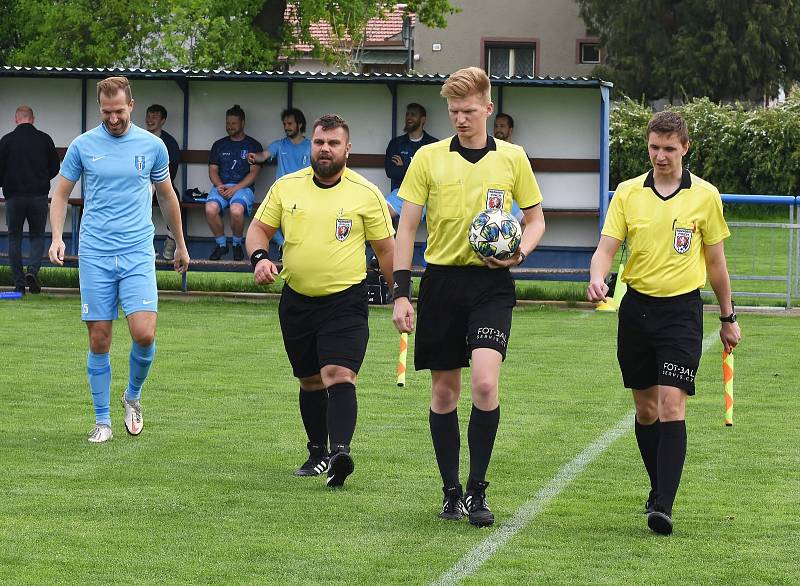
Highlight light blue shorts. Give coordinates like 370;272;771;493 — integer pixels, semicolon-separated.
386;188;426;222
207;185;255;216
79;249;158;321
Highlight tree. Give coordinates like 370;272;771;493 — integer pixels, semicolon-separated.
0;0;457;71
578;0;800;102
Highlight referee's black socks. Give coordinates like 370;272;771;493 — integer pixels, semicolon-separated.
327;383;358;448
468;404;500;486
635;418;660;495
656;420;687;515
299;387;328;449
430;409;460;489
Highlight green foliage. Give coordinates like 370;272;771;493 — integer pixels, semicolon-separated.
610;89;800;196
579;0;800;102
0;0;457;70
608;97;652;185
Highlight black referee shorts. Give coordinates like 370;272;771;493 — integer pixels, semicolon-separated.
617;286;703;395
415;264;516;371
278;281;369;378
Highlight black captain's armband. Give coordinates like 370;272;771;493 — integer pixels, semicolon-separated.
393;270;411;299
250;249;270;270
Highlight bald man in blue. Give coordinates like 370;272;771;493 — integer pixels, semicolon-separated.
49;76;190;444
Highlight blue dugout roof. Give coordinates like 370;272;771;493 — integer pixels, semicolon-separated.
0;65;613;88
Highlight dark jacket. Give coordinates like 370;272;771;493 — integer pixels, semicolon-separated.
0;123;60;198
384;131;438;191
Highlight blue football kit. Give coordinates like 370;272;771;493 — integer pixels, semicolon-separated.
267;137;311;179
60;122;169;321
208;135;263;216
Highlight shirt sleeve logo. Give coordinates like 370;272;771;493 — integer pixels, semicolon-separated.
486;189;505;210
135;155;146;175
336;218;353;241
674;228;693;254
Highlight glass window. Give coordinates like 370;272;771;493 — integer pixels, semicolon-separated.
580;43;600;64
486;45;535;76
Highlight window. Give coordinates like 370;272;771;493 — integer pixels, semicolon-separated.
579;41;601;64
484;42;536;76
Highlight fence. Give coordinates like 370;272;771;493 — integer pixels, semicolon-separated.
709;195;799;308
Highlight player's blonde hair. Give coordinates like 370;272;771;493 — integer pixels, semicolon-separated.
441;67;491;102
96;76;132;103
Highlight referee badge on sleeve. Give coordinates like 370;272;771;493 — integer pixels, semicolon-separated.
336;218;353;241
674;228;692;254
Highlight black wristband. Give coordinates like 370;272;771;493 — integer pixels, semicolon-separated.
517;250;526;265
393;270;412;299
250;248;270;270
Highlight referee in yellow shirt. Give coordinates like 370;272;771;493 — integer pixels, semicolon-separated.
392;67;546;527
246;114;395;488
588;111;741;535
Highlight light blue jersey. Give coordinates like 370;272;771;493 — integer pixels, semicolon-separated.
61;123;169;256
267;137;311;179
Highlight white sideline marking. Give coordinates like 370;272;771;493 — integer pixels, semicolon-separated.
431;330;720;585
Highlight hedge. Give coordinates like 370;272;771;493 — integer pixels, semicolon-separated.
609;90;800;196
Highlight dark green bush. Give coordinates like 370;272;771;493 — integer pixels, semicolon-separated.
610;90;800;197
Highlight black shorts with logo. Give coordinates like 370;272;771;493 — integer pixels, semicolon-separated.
279;281;369;378
415;264;516;371
617;286;703;395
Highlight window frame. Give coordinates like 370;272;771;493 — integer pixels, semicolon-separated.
481;37;539;77
576;38;601;65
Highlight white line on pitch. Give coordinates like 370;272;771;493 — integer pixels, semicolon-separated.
431;330;720;585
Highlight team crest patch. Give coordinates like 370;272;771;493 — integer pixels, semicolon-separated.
135;155;146;174
486;189;505;210
674;228;692;254
336;218;353;241
240;149;249;159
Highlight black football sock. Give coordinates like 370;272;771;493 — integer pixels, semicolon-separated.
467;404;500;486
299;387;328;449
327;382;357;448
430;408;461;489
656;420;687;516
635;418;660;493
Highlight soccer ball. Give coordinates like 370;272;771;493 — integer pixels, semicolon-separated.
468;209;522;260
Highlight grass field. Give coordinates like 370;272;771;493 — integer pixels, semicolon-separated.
1;296;798;585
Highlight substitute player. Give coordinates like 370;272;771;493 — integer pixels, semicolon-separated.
246;114;394;487
392;67;546;527
587;111;741;535
49;76;190;443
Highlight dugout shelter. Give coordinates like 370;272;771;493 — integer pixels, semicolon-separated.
0;66;611;274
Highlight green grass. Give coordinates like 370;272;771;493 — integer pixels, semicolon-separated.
1;296;798;584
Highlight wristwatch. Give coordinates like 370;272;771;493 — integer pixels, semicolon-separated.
517;250;526;265
719;312;737;323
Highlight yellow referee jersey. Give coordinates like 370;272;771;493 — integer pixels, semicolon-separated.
602;169;730;297
398;136;543;266
253;167;395;297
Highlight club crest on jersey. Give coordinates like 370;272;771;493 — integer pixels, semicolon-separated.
674;228;692;254
336;218;353;241
240;149;249;159
486;189;505;210
135;155;146;174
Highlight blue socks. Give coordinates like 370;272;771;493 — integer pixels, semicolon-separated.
215;235;227;247
232;236;244;247
87;351;112;425
125;341;155;401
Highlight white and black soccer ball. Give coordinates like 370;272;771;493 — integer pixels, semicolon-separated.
468;209;522;260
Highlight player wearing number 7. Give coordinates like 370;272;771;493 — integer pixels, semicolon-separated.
392;67;545;527
587;111;741;536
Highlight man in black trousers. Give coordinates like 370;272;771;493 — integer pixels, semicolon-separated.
0;105;60;294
